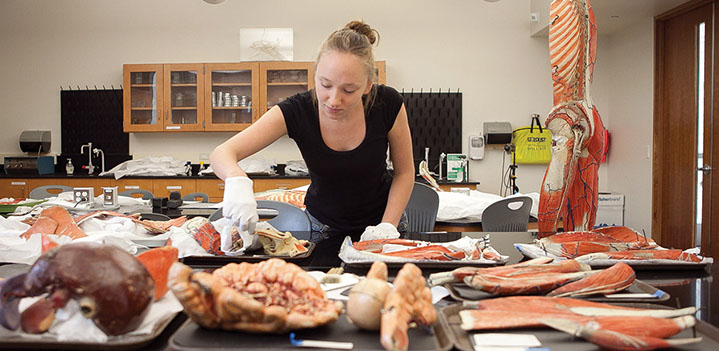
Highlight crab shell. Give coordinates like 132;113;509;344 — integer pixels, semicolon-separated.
7;242;155;336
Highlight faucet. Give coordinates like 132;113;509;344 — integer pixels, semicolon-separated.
80;142;95;174
439;152;446;180
93;148;105;173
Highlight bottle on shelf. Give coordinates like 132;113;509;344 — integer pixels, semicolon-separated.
66;158;74;175
184;161;192;176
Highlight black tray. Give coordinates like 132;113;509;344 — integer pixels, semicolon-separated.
179;242;315;266
444;279;670;303
437;303;719;351
169;312;443;351
0;264;177;350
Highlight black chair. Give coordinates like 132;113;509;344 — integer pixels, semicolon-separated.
182;192;210;203
481;196;532;232
28;185;73;199
405;182;440;232
210;200;311;239
119;189;154;200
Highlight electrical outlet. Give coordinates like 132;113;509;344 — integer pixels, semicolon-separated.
73;187;94;204
530;12;539;22
199;153;209;160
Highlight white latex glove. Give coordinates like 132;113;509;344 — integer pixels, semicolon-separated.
360;222;400;241
222;176;258;234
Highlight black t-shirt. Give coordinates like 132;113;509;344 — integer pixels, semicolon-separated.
279;85;404;233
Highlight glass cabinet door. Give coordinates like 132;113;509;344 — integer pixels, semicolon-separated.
204;63;259;131
123;64;163;132
164;64;204;131
259;62;314;116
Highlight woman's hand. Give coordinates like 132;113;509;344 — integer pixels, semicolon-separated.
222;176;258;233
360;222;400;241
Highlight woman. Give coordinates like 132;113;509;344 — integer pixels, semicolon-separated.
210;20;414;243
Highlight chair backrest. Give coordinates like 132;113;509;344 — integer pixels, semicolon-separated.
182;192;209;203
119;189;154;200
405;182;439;232
481;196;532;232
28;185;74;199
209;200;311;239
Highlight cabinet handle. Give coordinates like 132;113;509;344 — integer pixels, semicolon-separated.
166;109;169;121
276;183;291;190
11;181;26;186
166;185;182;190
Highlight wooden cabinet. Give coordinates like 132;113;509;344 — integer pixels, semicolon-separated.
0;179;29;198
258;61;315;117
253;178;311;193
116;179;154;195
124;63;205;132
124;61;386;133
196;178;225;202
204;62;260;132
152;179;197;198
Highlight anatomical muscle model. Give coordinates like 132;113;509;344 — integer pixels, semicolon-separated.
538;0;606;236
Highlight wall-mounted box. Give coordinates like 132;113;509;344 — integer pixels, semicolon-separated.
594;192;624;228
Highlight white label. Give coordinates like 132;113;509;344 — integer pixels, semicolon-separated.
472;333;541;348
124;185;140;190
11;182;26;186
166;186;182;190
166;126;181;130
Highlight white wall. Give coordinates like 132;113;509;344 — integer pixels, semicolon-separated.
0;0;655;229
604;18;655;233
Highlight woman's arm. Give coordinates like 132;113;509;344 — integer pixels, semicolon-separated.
382;104;415;226
209;106;288;181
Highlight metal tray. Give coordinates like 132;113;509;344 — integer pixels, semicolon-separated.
437;303;719;351
0;264;177;350
169;311;444;351
444;279;670;303
179;242;315;266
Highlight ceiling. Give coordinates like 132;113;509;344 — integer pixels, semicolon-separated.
592;0;691;35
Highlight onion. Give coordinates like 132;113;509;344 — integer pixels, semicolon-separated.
346;277;391;330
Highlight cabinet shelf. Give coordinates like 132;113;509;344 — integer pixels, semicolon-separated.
171;83;197;87
130;84;156;88
267;82;308;86
172;107;197;110
131;107;155;111
213;106;251;110
213;83;252;87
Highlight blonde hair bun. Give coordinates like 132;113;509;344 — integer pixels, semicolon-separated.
344;20;379;45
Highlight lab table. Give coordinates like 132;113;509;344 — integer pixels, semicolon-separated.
1;231;717;350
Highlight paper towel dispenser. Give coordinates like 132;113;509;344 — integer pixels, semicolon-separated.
483;122;512;144
19;130;51;153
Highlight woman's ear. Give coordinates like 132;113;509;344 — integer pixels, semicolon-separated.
363;79;373;95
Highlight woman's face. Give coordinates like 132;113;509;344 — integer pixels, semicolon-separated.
315;50;372;120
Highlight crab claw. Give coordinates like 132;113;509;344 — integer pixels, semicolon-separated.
0;273;29;331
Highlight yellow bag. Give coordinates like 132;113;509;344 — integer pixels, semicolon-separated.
512;115;552;164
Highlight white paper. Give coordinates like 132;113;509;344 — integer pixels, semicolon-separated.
472;333;542;347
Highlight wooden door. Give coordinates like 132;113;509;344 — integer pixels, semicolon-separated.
123;64;164;132
163;63;205;132
259;61;314;118
0;179;28;198
655;0;718;259
204;62;259;132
